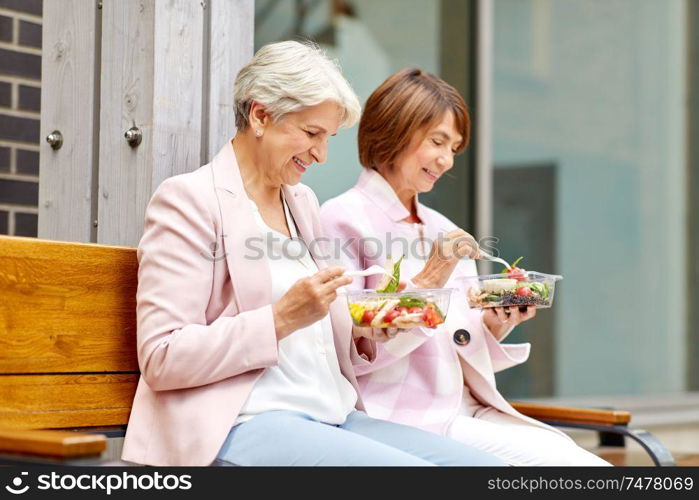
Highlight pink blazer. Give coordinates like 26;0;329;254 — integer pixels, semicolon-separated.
121;141;375;466
320;168;566;438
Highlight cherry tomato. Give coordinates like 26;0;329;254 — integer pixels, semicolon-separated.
396;306;408;314
361;310;376;324
384;310;401;324
515;286;532;297
408;306;423;314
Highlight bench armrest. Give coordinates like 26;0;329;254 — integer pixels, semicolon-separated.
0;428;107;458
510;402;631;426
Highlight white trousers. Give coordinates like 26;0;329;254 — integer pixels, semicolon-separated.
448;390;611;466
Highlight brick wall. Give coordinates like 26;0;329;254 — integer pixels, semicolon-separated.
0;0;41;237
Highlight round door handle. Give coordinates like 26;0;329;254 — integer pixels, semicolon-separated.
46;130;63;150
124;126;142;147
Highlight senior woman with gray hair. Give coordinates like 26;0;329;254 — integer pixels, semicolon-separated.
121;41;504;466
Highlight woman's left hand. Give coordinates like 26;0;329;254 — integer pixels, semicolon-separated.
482;306;536;341
353;326;405;343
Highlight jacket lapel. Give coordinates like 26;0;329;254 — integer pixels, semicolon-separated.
210;140;272;313
282;185;328;270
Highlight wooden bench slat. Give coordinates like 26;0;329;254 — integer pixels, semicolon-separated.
0;428;107;458
0;409;133;431
510;402;631;426
0;323;138;373
0;374;138;429
0;236;138;373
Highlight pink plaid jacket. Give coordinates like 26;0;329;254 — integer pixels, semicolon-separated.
320;168;563;436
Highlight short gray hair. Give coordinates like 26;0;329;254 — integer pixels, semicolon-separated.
233;40;361;131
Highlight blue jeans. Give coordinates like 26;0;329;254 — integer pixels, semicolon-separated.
213;410;506;466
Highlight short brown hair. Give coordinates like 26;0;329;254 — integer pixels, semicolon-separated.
358;68;470;169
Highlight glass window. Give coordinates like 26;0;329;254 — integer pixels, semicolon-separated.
492;0;687;397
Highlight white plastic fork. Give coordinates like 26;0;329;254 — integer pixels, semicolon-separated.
478;250;512;270
344;265;396;281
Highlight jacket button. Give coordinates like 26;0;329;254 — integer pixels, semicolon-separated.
453;329;471;346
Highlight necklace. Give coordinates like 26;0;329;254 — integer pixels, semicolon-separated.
280;194;314;271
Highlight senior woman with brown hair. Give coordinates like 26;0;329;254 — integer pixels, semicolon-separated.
321;68;609;466
121;43;504;466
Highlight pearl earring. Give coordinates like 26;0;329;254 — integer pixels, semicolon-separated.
255;129;262;137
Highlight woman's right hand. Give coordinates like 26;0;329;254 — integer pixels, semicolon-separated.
412;228;479;289
272;266;352;340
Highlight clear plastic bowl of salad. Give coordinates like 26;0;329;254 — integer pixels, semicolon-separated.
461;271;562;309
346;289;454;328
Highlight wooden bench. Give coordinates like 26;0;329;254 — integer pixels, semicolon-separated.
0;235;675;465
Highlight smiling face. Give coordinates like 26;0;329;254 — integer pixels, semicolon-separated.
253;100;343;186
384;111;463;196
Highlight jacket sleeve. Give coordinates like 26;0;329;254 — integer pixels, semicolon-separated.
136;177;278;391
452;259;531;373
483;325;531;373
318;199;368;292
349;335;377;366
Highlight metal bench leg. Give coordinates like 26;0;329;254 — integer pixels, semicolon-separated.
625;429;676;466
598;431;625;447
543;421;676;466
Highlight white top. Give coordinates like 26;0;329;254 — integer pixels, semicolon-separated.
235;194;358;425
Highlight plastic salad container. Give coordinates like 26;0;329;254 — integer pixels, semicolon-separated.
346;288;453;328
462;271;562;309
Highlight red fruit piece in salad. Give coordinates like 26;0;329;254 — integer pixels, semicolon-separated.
515;286;532;297
362;310;376;324
383;309;401;324
422;308;443;328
